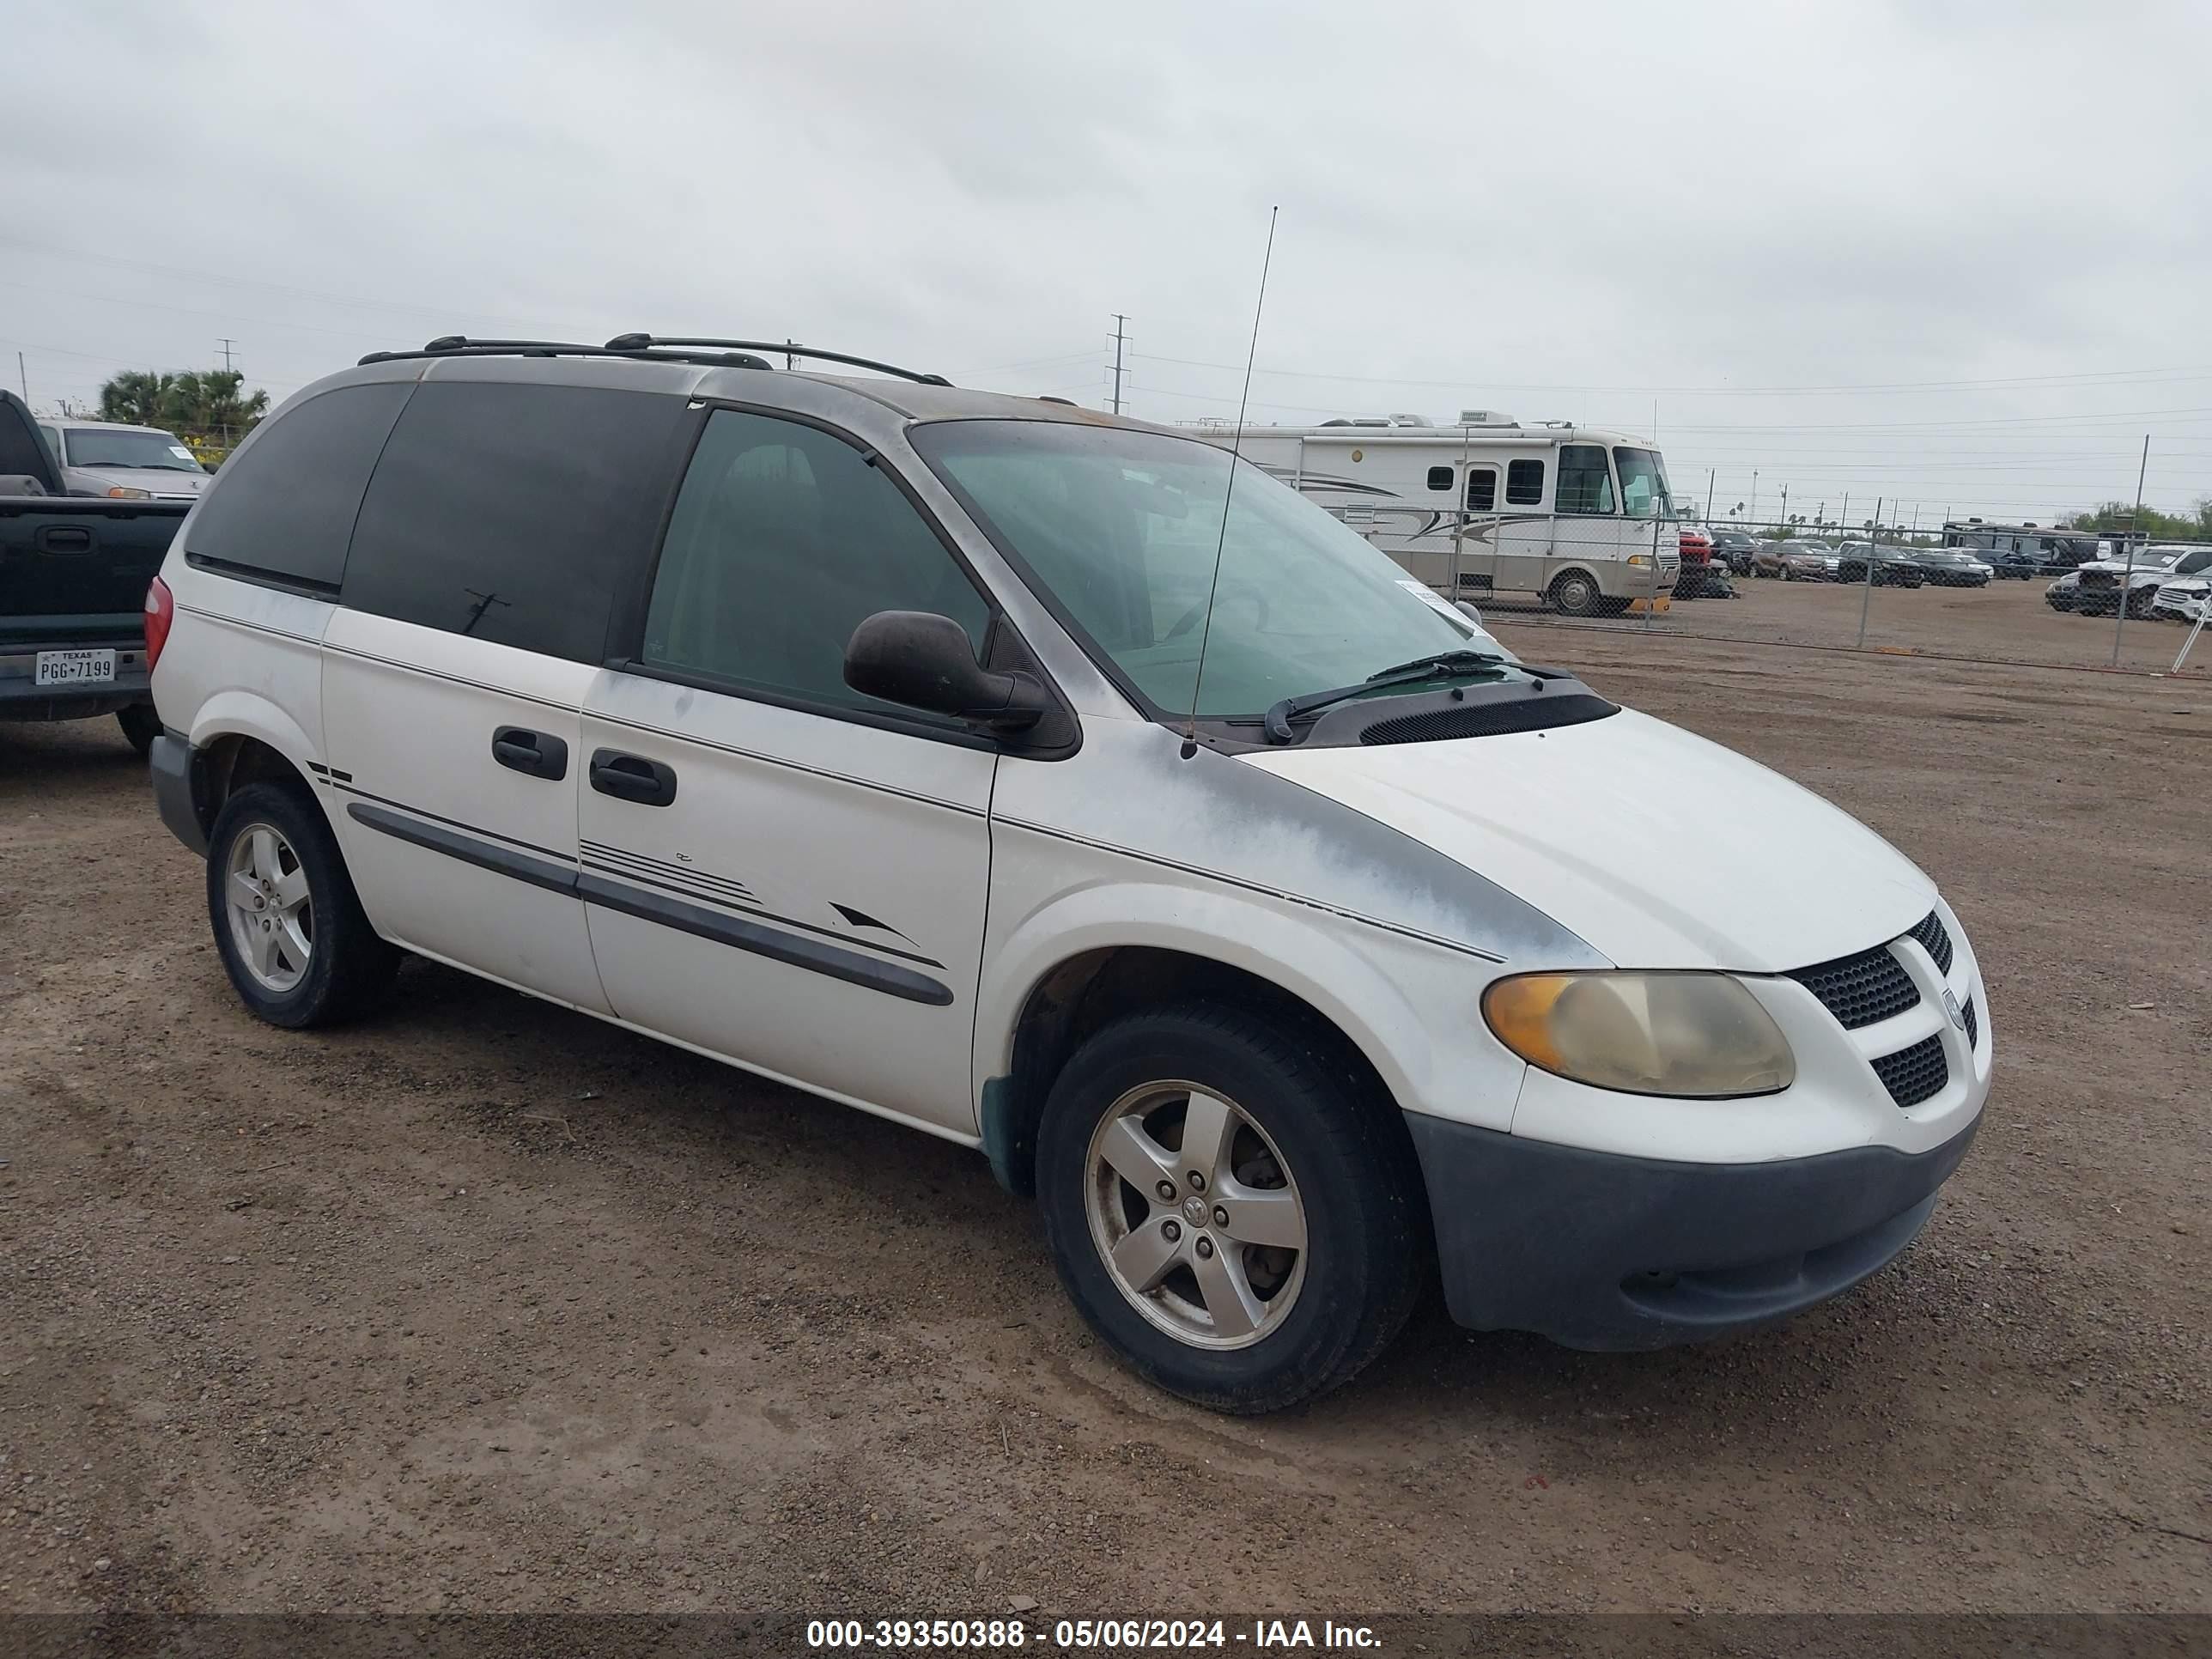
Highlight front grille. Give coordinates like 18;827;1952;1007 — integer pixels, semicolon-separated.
1962;996;1978;1050
1871;1033;1949;1108
1358;693;1619;746
2079;571;2118;589
1906;910;1954;975
1786;944;1919;1030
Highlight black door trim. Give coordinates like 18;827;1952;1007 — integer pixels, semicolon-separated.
345;801;579;896
575;874;954;1006
343;799;953;1005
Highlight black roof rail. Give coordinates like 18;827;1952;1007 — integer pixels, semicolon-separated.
605;335;951;386
357;336;775;370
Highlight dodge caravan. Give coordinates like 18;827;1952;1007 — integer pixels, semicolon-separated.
145;337;1990;1413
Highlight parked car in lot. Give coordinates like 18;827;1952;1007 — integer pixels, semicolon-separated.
145;335;1993;1413
1751;539;1793;579
1899;548;1992;588
2070;545;2212;617
1;391;185;751
2150;573;2210;623
1708;528;1759;575
1782;543;1841;580
1984;548;2042;580
1672;528;1731;598
33;416;215;501
1835;543;1928;588
2045;571;2083;612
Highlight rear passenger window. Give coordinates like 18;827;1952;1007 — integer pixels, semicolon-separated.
1425;465;1453;492
342;382;685;663
1505;459;1545;507
641;410;992;720
1555;445;1614;514
1465;467;1498;512
181;383;411;592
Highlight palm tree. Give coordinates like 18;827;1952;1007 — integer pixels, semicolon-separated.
160;370;269;440
99;370;176;425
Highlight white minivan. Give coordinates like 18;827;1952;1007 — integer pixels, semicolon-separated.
144;337;1990;1413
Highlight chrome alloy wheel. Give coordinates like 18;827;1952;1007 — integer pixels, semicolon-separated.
1083;1081;1309;1350
224;821;313;994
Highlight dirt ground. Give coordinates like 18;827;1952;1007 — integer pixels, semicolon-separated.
1496;566;2210;678
2;611;2207;1619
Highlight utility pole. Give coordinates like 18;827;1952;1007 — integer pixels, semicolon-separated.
1705;469;1715;523
1751;471;1759;524
1779;483;1788;526
1841;491;1850;533
217;337;237;372
15;351;25;402
1109;314;1129;416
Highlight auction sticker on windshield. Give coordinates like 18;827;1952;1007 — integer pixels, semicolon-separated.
34;649;116;686
1395;578;1465;620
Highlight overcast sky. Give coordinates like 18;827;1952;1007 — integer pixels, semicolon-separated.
9;0;2210;526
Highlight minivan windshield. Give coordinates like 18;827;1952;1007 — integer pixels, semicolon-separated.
63;428;205;472
913;421;1523;720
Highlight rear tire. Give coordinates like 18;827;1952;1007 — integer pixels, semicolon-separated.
116;703;160;757
1035;1004;1428;1414
206;781;400;1028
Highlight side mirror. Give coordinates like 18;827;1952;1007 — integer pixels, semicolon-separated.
843;611;1048;732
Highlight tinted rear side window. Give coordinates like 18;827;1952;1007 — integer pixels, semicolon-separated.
1505;458;1545;507
179;383;411;592
343;382;685;663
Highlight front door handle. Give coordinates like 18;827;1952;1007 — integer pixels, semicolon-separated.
589;749;678;807
492;726;568;781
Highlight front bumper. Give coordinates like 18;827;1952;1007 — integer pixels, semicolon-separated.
1404;1112;1979;1351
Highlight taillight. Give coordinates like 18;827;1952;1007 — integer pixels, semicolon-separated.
145;575;175;672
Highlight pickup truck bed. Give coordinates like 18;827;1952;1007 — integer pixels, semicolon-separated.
1;390;187;750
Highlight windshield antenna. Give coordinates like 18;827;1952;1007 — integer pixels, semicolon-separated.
1182;204;1279;761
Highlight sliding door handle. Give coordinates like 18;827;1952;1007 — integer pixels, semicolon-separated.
589;749;678;807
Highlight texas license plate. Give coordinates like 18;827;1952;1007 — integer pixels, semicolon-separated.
34;648;117;686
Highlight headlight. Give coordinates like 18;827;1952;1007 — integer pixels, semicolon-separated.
1626;553;1651;567
105;485;152;500
1482;972;1796;1098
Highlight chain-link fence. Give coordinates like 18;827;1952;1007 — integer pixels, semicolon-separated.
1326;505;2212;678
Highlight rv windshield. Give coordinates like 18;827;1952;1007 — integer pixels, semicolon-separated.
1612;447;1674;519
913;420;1522;721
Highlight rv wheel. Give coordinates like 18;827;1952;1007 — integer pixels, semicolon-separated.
1550;572;1601;617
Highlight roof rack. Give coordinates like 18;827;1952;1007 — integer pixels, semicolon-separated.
355;334;951;384
357;336;777;371
605;335;951;386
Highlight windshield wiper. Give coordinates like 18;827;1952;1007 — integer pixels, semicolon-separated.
1261;650;1507;744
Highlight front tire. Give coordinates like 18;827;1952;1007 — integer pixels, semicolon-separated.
1550;571;1601;617
1035;1004;1428;1413
206;781;400;1028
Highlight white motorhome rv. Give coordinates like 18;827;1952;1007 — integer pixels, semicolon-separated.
1186;413;1683;616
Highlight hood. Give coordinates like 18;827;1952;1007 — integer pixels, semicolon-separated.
76;467;208;496
1241;708;1934;972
